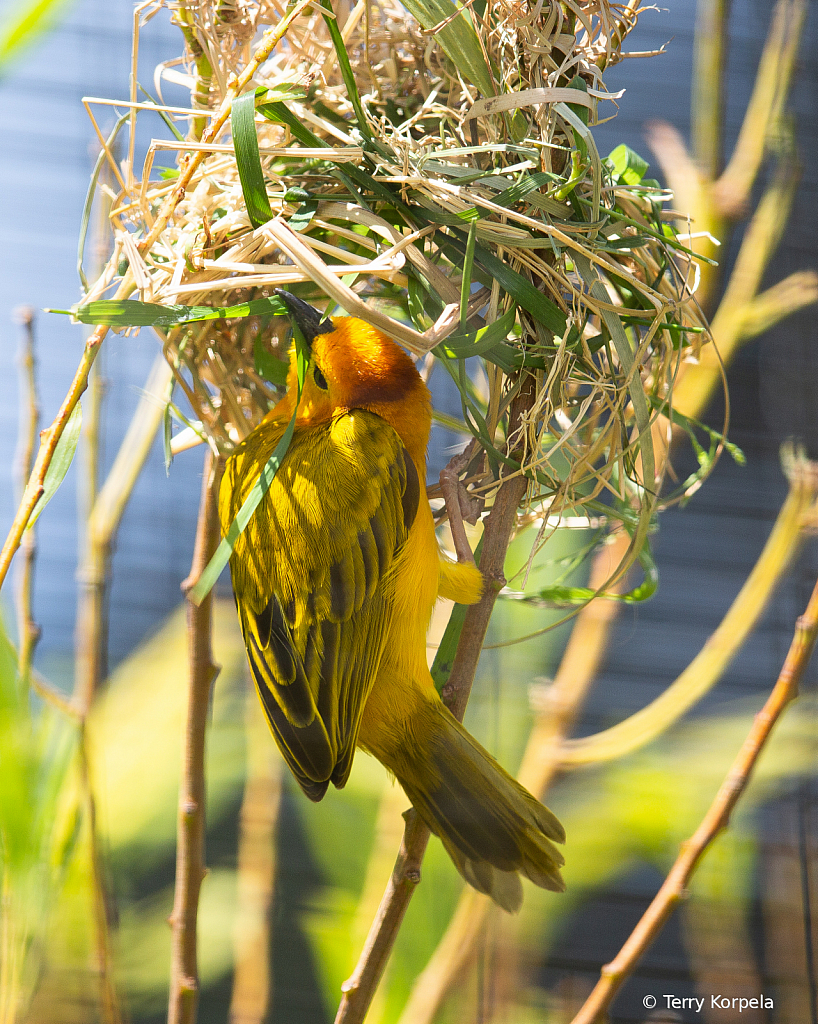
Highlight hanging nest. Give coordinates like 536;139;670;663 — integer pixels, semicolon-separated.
74;0;719;595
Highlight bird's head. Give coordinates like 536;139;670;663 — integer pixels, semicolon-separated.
274;290;432;456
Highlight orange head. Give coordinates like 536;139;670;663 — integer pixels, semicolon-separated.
274;291;432;464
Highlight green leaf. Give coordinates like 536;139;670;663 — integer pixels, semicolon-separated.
398;0;495;97
436;306;518;369
287;199;318;233
517;542;659;606
430;538;484;693
443;233;567;337
649;396;745;503
555;101;601;220
189;329;310;607
319;0;368;134
606;143;649;186
231;90;274;228
458;170;563;222
78;112;130;291
59;296;288;328
28;402;82;529
254;335;289;386
459;220;477;328
565;75;590;127
260;83;308;105
258;100;321;148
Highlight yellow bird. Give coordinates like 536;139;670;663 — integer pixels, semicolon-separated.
219;290;565;911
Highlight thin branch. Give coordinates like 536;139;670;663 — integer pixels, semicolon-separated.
334;374;539;1024
77;726;124;1024
13;307;41;685
168;448;223;1024
229;684;282;1024
0;321;109;594
673;155;800;416
395;530;633;1024
691;0;731;180
569;527;818;1024
737;270;818;342
438;439;481;565
74;356;174;714
30;670;79;720
714;0;806;216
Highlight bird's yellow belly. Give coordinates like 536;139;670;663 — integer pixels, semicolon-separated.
381;498;440;684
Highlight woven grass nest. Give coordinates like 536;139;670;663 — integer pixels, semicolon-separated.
75;0;718;595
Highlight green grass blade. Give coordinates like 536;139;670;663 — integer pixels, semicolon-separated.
254;334;289;386
77;112;129;291
27;401;82;529
437;305;515;359
606;143;649;185
443;232;568;337
518;542;658;606
189;331;309;607
231;90;274;228
319;0;368;134
258;100;321;147
399;0;495;97
459;220;477;328
57;295;288;327
555;100;601;222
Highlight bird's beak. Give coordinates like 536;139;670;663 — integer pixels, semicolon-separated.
275;289;334;348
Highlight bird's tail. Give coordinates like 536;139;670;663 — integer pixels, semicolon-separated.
362;693;565;913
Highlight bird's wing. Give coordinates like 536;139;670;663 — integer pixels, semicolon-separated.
220;409;420;800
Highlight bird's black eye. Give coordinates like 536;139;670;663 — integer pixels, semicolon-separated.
313;364;328;390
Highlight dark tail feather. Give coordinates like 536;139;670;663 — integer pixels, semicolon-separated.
387;703;565;913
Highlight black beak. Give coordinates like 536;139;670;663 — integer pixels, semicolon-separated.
274;289;334;347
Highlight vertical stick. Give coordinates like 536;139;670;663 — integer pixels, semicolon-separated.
692;0;732;179
334;374;538;1024
229;685;281;1024
13;307;41;684
168;449;223;1024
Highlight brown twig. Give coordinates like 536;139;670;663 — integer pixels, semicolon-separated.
395;531;632;1024
13;307;41;684
0;321;110;594
569;556;818;1024
77;726;124;1024
168;449;223;1024
334;374;538;1024
229;683;282;1024
69;358;174;1024
74;356;174;714
438;439;481;565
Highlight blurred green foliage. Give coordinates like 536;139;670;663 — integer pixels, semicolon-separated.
3;533;814;1022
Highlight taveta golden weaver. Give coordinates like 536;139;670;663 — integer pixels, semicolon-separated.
219;290;565;912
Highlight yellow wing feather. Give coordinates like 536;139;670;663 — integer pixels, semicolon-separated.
219;408;419;800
